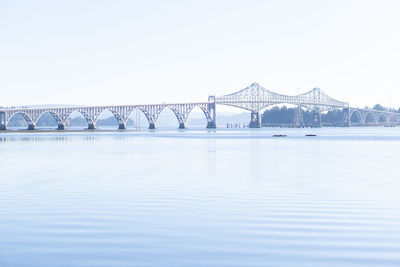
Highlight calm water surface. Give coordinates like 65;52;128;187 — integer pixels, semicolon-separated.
1;128;400;267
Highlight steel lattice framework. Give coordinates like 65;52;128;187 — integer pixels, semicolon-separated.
1;82;399;130
215;82;348;112
214;82;400;127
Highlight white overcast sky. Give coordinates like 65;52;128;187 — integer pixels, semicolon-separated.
1;0;400;108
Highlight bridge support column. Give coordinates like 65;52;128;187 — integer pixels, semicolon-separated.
310;110;322;127
28;124;36;130
249;111;261;128
206;121;216;129
118;123;126;130
345;108;351;127
179;122;186;129
88;124;96;130
149;123;156;129
318;110;322;127
57;124;65;130
206;99;217;128
0;112;6;130
293;106;304;127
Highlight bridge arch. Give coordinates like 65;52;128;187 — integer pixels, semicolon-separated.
94;108;126;129
65;110;96;129
349;109;363;125
389;114;399;124
7;112;36;130
156;106;185;129
364;112;378;125
36;111;65;130
126;108;156;129
376;113;388;123
394;115;400;124
186;104;213;128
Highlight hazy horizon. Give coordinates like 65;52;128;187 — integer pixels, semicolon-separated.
1;0;400;108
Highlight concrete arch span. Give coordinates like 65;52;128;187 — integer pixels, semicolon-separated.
159;106;186;129
349;109;363;125
36;111;65;130
187;104;214;129
149;104;214;129
389;114;399;124
375;113;389;124
364;112;378;125
125;108;157;129
64;110;96;130
184;105;213;129
7;112;36;130
94;108;126;129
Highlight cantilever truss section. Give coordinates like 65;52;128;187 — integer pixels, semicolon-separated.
215;82;348;112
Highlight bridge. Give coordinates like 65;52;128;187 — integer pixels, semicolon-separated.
0;102;217;130
0;82;399;130
214;82;400;128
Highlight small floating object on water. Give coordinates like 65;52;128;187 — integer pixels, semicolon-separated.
305;134;317;137
273;134;287;137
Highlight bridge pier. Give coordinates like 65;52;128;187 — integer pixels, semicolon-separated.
149;123;156;129
312;110;322;127
118;123;126;130
293;106;304;127
249;111;261;128
57;124;65;130
344;108;351;127
88;124;96;130
0;112;6;130
206;99;217;128
179;122;186;129
28;124;36;130
206;121;216;129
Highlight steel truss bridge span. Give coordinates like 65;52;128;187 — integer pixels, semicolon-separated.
0;102;216;130
215;82;348;112
214;82;400;127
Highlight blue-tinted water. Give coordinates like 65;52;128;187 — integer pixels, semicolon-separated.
1;128;400;267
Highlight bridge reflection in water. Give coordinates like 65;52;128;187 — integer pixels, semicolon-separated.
1;82;399;130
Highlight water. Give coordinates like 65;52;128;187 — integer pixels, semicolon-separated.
1;128;400;267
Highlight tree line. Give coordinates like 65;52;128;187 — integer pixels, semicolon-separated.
262;104;398;127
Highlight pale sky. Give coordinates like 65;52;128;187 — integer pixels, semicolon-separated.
1;0;400;109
